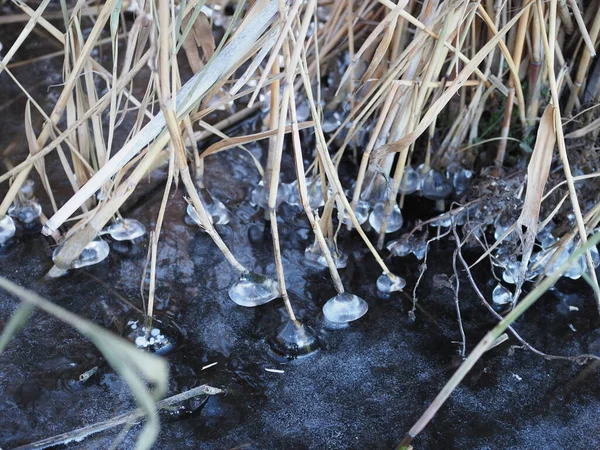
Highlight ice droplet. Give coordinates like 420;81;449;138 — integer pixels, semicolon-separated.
376;272;406;295
304;242;348;269
8;200;42;224
421;169;453;200
53;237;110;269
452;167;473;196
492;284;512;306
387;234;415;257
250;181;290;209
0;216;16;246
368;203;403;234
228;272;280;307
105;218;146;241
322;292;368;323
268;319;321;360
399;167;421;195
285;177;325;210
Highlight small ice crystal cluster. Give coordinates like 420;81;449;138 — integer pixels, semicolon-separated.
128;320;173;353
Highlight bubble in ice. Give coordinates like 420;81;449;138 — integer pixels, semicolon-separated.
250;180;290;209
53;237;110;269
268;319;321;361
322;292;368;323
369;203;403;234
304;242;348;269
421;169;453;200
376;272;406;295
492;284;512;306
8;200;42;224
228;272;280;307
105;218;146;241
387;234;415;257
0;215;16;246
399;166;421;194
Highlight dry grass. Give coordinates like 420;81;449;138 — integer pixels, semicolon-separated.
1;0;600;446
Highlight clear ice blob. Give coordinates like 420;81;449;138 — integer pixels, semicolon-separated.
493;216;517;242
8;200;42;224
105;218;146;241
537;224;557;249
343;199;369;227
421;169;453;200
376;272;406;295
200;188;231;225
501;259;521;284
430;215;452;228
295;100;311;122
250;180;290;209
412;234;428;260
387;234;415;257
322;292;368;323
369;203;403;234
286;177;325;210
53;237;110;269
360;171;388;206
399;167;421;195
452;167;473;196
304;242;348;269
322;110;341;133
228;272;280;307
492;284;512;306
268;319;321;361
20;179;35;199
0;215;16;246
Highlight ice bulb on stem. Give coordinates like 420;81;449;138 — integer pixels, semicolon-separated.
369;203;403;234
228;272;280;307
322;292;368;323
268;319;321;360
105;218;146;241
53;237;110;269
376;272;406;295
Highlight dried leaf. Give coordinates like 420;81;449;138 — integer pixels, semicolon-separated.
518;105;556;232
